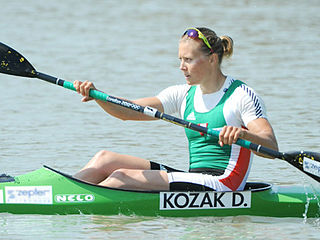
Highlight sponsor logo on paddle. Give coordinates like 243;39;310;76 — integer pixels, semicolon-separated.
55;194;95;203
160;191;251;210
106;96;141;111
0;190;3;204
5;186;52;204
303;158;320;177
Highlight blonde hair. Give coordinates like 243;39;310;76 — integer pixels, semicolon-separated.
220;35;233;59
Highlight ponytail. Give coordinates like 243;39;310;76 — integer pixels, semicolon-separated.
220;35;233;59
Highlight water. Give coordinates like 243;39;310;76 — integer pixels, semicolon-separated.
1;0;320;239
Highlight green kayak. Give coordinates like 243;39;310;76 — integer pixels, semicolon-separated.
0;166;319;218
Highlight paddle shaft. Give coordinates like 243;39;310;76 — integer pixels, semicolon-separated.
37;72;284;159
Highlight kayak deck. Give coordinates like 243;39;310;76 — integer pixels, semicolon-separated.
0;166;319;217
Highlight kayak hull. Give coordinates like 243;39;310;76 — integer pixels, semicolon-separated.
0;166;319;217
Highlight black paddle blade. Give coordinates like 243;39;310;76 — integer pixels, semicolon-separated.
285;151;320;182
0;42;37;78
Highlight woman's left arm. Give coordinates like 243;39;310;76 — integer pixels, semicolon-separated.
219;118;279;158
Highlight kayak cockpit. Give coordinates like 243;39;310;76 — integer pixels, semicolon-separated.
44;165;272;193
0;174;15;183
244;182;272;192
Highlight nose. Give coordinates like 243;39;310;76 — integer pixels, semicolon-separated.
179;60;186;71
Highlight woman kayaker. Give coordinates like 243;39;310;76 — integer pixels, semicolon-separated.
73;27;278;191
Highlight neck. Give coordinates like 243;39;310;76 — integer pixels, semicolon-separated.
199;71;226;94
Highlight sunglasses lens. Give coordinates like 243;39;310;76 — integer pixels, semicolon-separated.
186;29;199;38
184;28;213;53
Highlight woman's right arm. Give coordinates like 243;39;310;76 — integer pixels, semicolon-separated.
96;96;164;121
73;80;164;121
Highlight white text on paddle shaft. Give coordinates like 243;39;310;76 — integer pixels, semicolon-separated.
55;194;95;203
160;191;251;210
106;96;141;111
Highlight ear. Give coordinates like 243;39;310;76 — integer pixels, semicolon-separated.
209;54;219;64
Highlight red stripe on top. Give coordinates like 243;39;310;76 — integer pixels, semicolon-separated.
219;146;251;191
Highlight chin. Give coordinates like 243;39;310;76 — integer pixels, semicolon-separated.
186;81;197;86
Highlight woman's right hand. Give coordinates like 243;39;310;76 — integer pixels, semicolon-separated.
73;80;97;102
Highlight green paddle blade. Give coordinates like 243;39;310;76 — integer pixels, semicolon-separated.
0;42;37;78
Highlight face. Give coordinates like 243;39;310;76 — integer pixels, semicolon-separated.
178;39;213;86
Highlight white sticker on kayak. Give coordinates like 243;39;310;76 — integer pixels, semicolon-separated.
0;190;3;204
55;194;95;203
5;186;52;204
160;191;251;210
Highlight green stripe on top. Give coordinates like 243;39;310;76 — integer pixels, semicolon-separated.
184;80;244;170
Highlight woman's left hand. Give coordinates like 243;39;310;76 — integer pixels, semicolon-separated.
218;126;246;147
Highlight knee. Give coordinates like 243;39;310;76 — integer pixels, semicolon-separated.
94;150;116;164
109;168;129;179
105;169;130;188
90;150;119;175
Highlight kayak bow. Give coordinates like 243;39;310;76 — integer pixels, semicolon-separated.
0;166;319;218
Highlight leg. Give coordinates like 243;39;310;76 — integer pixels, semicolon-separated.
99;169;169;191
74;150;150;184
